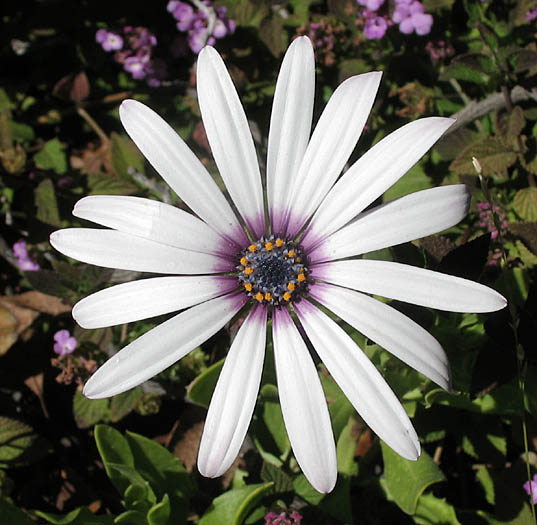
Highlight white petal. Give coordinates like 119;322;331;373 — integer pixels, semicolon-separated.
119;99;247;245
294;300;420;460
302;117;455;247
198;306;267;477
83;293;246;398
285;72;382;238
267;36;314;235
73;195;237;256
309;184;470;263
312;260;507;313
197;47;265;238
73;275;237;329
50;229;233;274
272;308;337;493
310;283;450;390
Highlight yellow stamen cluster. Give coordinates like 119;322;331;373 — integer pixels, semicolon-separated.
236;235;309;307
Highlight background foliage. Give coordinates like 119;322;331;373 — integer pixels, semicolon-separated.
1;0;537;523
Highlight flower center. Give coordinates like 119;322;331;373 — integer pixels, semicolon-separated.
237;235;309;306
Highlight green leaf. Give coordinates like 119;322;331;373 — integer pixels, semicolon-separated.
440;61;490;85
95;425;134;494
147;494;171;525
34;138;67;174
228;0;270;28
383;163;433;202
498;106;525;148
109;132;145;179
199;482;274;525
259;14;286;56
9;121;34;142
319;372;354;440
336;416;359;477
73;390;109;429
114;510;147;525
34;506;114;524
110;388;144;422
260;462;293;493
514;188;537;221
476;466;495;506
414;493;462;524
125;430;193;501
187;358;223;408
87;173;139;196
35;178;61;227
449;137;517;177
0;417;49;467
0;498;34;524
381;443;446;514
508;48;537;73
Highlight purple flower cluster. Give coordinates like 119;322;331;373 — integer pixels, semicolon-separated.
523;474;537;504
299;19;346;67
53;329;77;356
526;7;537;21
477;201;508;240
392;0;433;35
356;0;433;40
264;511;302;525
167;0;236;54
13;240;39;271
96;27;166;86
425;40;454;64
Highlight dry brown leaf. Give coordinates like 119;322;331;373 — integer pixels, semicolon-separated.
0;300;39;355
2;291;71;315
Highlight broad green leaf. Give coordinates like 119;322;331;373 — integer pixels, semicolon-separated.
95;425;134;487
35;178;61;227
228;0;270;27
497;106;525;148
0;498;34;524
450;137;516;177
107;463;156;503
109;132;145;180
187;358;223;408
381;443;446;514
110;388;144;422
125;430;194;500
260;462;293;493
0;417;49;467
514;188;537;221
73;390;109;428
199;482;274;525
440;61;490;85
259;14;285;57
34;138;67;174
414;493;462;524
147;494;171;525
383;163;433;202
289;0;313;24
252;397;290;466
34;506;114;524
509;48;537;73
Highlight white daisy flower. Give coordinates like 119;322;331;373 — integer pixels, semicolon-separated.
50;36;506;494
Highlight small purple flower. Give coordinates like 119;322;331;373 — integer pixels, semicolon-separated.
524;474;537;504
526;7;537;21
96;29;123;51
392;0;432;35
13;240;39;271
364;15;388;39
169;1;196;31
124;56;148;79
264;511;303;525
357;0;385;11
54;330;77;356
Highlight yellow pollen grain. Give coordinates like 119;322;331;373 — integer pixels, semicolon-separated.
283;292;292;301
265;241;273;251
297;272;306;282
248;244;257;252
244;283;253;291
288;250;295;258
265;292;272;301
287;282;296;291
240;256;248;266
296;257;301;263
275;238;284;247
255;292;264;302
244;267;254;275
